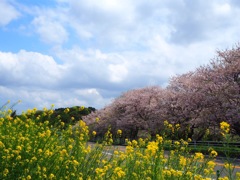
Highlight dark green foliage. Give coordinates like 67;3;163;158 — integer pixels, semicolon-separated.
19;106;96;128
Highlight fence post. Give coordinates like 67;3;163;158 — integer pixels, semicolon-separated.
216;170;220;179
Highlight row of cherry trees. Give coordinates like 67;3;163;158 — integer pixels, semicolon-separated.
83;45;240;141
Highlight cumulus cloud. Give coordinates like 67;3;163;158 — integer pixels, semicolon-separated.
0;0;20;26
108;64;128;83
1;0;240;112
32;15;68;44
0;49;122;111
168;1;240;45
0;85;109;112
22;0;240;50
213;2;231;15
0;50;63;88
30;5;69;45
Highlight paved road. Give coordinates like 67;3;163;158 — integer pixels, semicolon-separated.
214;157;240;178
88;142;240;178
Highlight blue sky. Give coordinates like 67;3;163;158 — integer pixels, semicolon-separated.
0;0;240;113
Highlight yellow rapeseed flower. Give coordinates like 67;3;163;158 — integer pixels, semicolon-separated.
3;168;9;176
205;128;210;135
46;129;51;137
236;172;240;179
92;131;97;136
0;141;5;148
95;117;100;123
146;141;158;156
38;149;43;154
138;138;146;147
164;120;169;126
132;140;138;147
218;177;229;180
64;108;70;113
79;120;86;127
44;149;52;157
30;156;37;163
60;149;68;157
7;109;12;114
95;168;105;177
136;160;141;166
117;129;122;136
186;171;193;177
194;174;203;180
16;145;22;151
68;145;73;150
175;123;180;130
48;109;54;115
114;167;125;178
220;121;230;134
72;160;79;166
16;155;21;160
119;152;126;160
179;156;186;166
194;152;204;160
174;141;180;146
6;115;13;121
126;146;134;154
210;150;218;158
49;173;55;180
156;134;163;144
224;163;233;170
163;169;171;177
80;106;85;110
207;161;216;169
204;168;210;175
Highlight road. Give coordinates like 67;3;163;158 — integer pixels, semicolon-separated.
88;142;240;178
214;157;240;178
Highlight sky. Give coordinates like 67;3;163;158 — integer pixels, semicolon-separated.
0;0;240;113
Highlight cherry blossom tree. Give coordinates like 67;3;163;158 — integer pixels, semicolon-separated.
83;86;170;139
83;44;240;140
167;45;240;139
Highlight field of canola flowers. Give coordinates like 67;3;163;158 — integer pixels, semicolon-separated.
0;103;240;180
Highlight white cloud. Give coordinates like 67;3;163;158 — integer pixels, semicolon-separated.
0;50;63;87
63;0;138;48
0;85;111;113
53;47;131;86
32;15;68;44
75;88;100;96
1;0;240;112
0;0;20;26
108;64;128;83
74;88;108;107
213;3;231;15
68;0;135;21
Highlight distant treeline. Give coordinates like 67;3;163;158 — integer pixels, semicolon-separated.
17;106;96;127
